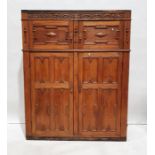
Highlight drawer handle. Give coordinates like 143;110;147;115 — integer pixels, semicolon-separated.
46;32;56;37
96;32;107;37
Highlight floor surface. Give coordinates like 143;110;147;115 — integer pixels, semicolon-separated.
7;124;146;155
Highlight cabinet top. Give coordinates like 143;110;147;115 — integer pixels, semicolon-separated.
21;10;131;21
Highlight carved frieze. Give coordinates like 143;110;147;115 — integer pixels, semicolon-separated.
23;11;131;20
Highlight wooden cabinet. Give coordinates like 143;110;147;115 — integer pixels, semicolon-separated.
22;10;131;141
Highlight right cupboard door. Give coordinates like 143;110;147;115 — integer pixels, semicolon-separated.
78;52;123;137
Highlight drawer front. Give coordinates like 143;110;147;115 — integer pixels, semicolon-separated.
29;21;73;50
78;21;123;49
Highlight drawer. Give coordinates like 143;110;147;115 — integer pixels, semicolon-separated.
78;21;123;49
29;20;73;50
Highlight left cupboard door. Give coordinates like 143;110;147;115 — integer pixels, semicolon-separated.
30;53;73;137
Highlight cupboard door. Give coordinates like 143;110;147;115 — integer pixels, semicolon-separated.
29;21;73;50
78;52;122;137
30;53;73;137
78;21;123;49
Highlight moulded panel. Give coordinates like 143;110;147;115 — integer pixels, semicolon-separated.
29;21;73;50
78;21;123;49
30;53;73;137
78;52;122;137
79;89;118;132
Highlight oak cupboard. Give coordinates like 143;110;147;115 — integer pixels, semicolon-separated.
22;10;131;141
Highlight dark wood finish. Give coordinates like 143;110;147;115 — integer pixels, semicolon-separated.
26;136;126;141
22;10;131;21
22;10;131;141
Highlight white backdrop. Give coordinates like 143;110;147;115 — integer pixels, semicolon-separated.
7;0;147;124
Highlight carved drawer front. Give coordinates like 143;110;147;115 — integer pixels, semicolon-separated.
78;52;123;137
30;53;73;137
78;21;123;49
30;21;73;50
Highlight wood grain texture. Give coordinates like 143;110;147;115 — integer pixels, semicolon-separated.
30;53;73;137
29;20;73;50
23;52;32;137
22;10;131;140
120;53;130;138
78;21;123;49
78;52;122;137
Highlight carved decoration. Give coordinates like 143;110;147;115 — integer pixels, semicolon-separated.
96;32;107;38
27;11;130;20
125;28;130;47
32;25;70;45
46;32;56;37
124;21;130;48
23;28;27;44
82;25;121;47
29;13;74;19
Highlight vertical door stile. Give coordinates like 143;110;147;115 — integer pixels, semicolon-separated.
73;20;79;136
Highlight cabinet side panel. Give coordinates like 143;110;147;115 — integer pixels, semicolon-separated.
121;20;131;137
22;12;32;137
23;52;32;137
121;53;130;138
